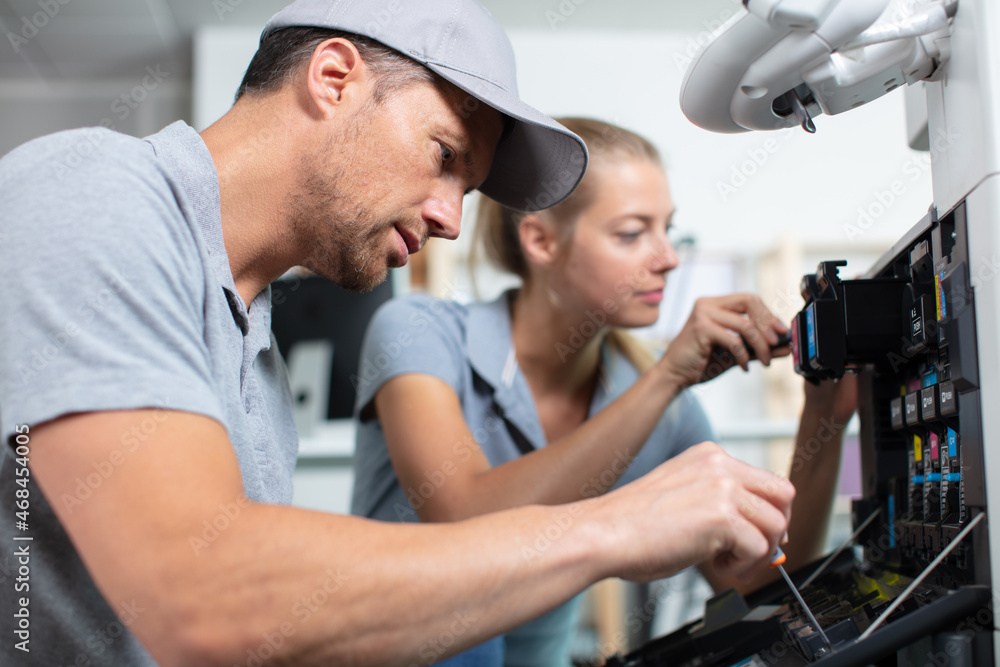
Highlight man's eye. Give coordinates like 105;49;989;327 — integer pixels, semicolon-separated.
440;144;455;164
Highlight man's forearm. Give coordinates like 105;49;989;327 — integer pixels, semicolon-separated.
140;501;607;666
31;411;794;667
30;411;610;667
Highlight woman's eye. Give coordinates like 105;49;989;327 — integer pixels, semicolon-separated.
618;231;642;242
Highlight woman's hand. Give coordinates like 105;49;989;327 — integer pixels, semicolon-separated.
803;373;858;425
659;294;790;387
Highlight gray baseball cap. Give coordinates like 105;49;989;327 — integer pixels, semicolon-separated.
263;0;588;211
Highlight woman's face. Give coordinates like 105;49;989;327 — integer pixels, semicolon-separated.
553;158;679;328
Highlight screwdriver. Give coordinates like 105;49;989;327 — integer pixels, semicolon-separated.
710;331;793;365
771;547;833;651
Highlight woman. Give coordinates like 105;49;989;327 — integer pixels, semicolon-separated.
350;118;854;666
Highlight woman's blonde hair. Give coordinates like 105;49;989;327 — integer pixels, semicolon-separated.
471;117;664;372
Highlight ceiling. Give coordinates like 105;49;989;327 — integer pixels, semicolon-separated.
0;0;741;80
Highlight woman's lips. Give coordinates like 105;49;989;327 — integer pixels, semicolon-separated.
636;287;665;304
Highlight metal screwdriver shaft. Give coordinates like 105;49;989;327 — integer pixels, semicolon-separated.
771;547;833;651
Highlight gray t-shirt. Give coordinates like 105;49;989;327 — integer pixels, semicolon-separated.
0;122;298;666
351;292;714;667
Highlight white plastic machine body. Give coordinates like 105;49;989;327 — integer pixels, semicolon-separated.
930;2;1000;659
680;0;953;134
680;0;1000;662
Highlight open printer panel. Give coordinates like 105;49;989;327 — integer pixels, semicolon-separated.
608;203;993;667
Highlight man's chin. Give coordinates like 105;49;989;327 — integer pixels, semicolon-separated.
339;265;390;294
302;264;388;295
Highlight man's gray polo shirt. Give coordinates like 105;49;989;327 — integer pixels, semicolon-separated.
0;122;298;666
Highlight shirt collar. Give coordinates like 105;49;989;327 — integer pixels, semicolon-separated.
465;290;641;447
465;290;543;447
143;121;271;339
466;290;519;389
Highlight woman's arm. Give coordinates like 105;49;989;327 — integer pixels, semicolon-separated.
374;293;787;523
376;364;680;522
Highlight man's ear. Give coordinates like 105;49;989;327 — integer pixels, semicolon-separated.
519;214;561;268
305;38;368;117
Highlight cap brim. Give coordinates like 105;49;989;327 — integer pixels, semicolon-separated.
425;63;588;212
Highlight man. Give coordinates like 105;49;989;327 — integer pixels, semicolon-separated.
0;1;793;665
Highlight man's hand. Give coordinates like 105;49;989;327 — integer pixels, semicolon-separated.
660;294;790;387
706;375;855;594
585;442;795;583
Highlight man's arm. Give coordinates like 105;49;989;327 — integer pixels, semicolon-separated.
30;409;793;666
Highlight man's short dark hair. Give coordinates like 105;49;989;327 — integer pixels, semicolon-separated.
235;26;436;104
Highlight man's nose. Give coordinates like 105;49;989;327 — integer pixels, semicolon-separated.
423;188;463;241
